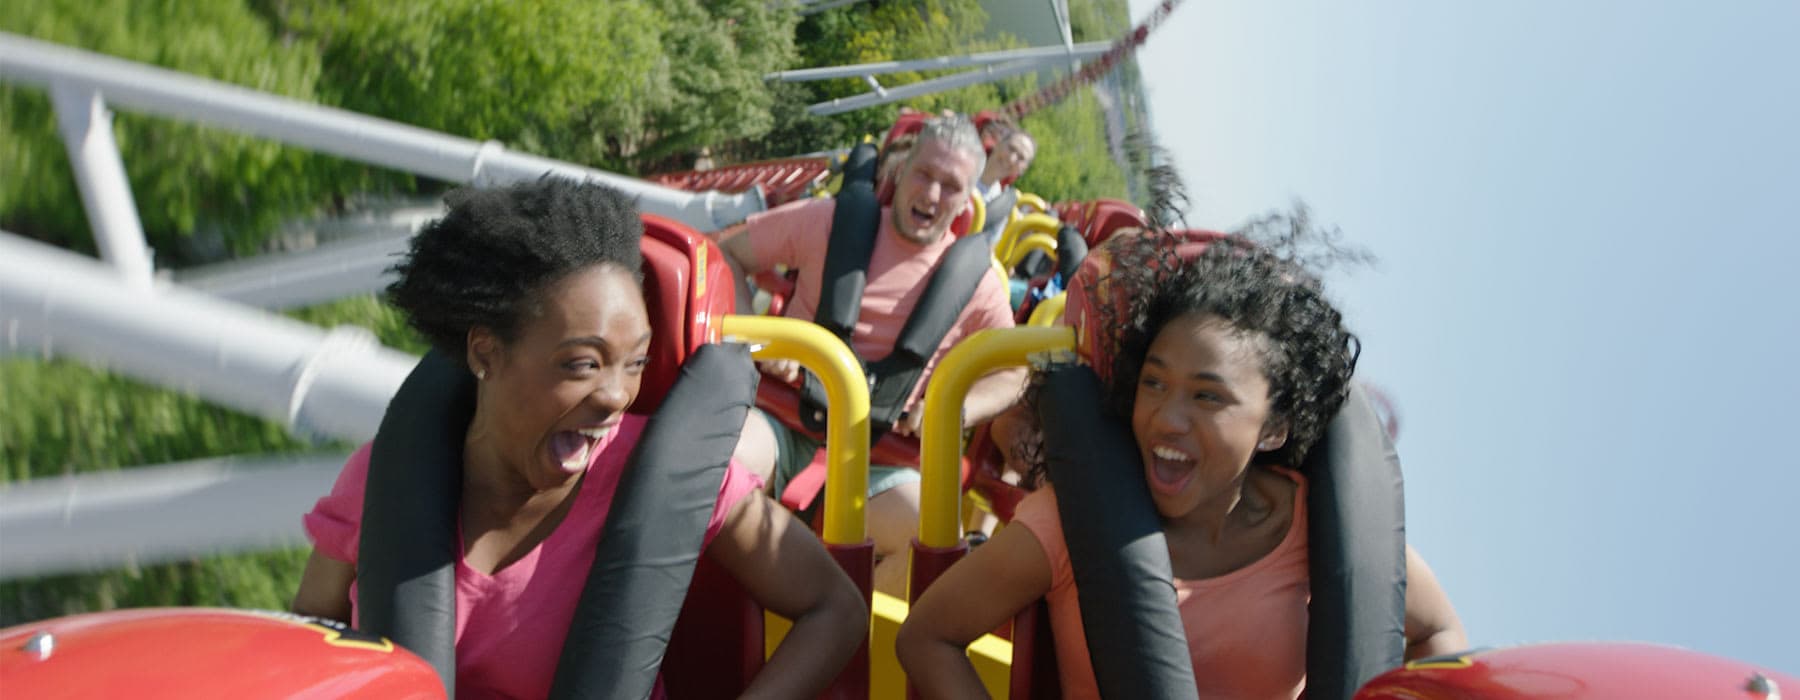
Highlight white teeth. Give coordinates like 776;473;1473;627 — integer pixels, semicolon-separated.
1152;446;1191;462
576;427;610;440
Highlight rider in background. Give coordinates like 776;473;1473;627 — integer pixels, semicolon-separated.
974;127;1037;253
897;224;1466;698
715;115;1027;597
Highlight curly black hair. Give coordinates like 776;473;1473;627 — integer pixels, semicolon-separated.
386;177;645;357
1020;207;1364;484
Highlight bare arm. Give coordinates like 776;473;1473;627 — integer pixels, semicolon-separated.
291;548;355;623
897;520;1054;698
1402;544;1468;660
893;367;1027;437
714;222;760;315
707;492;868;699
962;367;1028;427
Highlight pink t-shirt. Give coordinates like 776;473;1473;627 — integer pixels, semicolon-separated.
744;197;1015;412
303;413;761;700
1011;468;1311;700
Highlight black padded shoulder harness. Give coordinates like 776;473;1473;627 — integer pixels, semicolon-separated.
359;344;757;699
1036;366;1406;699
798;142;995;439
980;186;1018;239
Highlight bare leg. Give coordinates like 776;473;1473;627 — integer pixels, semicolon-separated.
868;480;922;598
735;408;780;493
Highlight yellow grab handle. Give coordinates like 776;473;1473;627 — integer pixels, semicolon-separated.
720;315;871;545
965;193;986;239
1002;232;1058;270
1015;192;1050;215
995;213;1062;266
1026;292;1067;327
917;326;1076;548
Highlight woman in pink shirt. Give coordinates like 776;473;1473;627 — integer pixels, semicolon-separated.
898;224;1467;698
291;179;866;699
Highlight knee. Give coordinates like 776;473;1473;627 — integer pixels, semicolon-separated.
868;483;922;556
734;410;778;485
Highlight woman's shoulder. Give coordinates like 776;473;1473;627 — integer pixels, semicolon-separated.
1011;486;1067;548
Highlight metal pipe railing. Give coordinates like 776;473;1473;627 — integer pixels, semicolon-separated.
768;42;1111;82
51;85;153;287
0;232;418;443
917;326;1075;548
1027;292;1069;328
0;453;351;579
995;212;1063;266
0;33;765;232
718;315;871;546
1003;232;1059;270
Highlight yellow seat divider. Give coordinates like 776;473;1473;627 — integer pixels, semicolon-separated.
764;591;1014;699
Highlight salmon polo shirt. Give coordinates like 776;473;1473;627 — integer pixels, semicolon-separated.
743;197;1014;413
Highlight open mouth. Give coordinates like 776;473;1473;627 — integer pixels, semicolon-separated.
1147;445;1195;495
909;206;935;229
549;426;612;474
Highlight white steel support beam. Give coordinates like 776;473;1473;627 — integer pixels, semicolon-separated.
175;227;414;309
0;231;418;443
0;453;351;579
796;0;869;15
808;58;1056;116
0;33;763;232
767;41;1110;82
50;85;153;288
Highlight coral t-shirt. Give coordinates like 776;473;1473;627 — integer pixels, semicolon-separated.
1010;467;1311;700
303;413;761;700
743;197;1015;412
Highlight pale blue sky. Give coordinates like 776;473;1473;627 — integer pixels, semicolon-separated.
1128;0;1799;673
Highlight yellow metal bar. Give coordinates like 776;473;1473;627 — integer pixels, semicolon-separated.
1014;192;1050;215
995;212;1061;265
917;326;1076;548
1026;292;1067;327
1002;232;1058;270
720;315;871;545
770;592;1013;699
965;193;985;240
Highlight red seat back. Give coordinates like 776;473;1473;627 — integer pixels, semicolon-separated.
1008;600;1063;699
637;214;766;697
1079;199;1148;248
635;214;737;414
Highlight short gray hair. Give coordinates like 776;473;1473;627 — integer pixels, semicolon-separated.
913;114;986;167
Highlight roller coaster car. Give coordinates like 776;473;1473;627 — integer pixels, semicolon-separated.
1355;643;1797;700
5;222;1792;700
0;608;441;698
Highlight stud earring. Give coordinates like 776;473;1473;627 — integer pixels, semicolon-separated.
476;369;487;381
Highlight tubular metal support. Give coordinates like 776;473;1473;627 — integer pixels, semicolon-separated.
917;326;1075;548
1003;232;1059;270
770;42;1111;82
1027;292;1069;328
0;232;418;443
719;315;872;545
1;33;763;232
50;86;153;288
809;58;1066;116
996;212;1064;265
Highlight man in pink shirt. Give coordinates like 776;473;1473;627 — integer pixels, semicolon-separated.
717;115;1027;595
